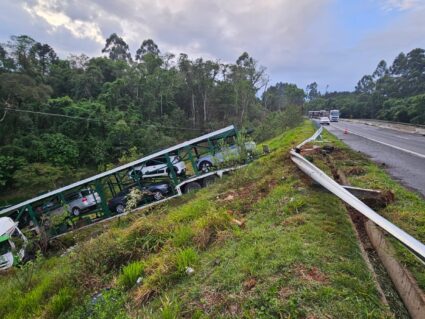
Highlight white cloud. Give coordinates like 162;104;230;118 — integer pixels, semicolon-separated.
378;0;425;11
23;0;104;43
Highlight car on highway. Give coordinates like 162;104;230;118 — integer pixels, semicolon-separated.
129;155;186;180
195;141;256;172
319;117;330;125
108;182;171;214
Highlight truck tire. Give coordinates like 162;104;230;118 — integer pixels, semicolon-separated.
184;181;201;193
202;175;218;187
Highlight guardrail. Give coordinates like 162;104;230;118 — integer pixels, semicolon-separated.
343;118;425;129
290;126;425;262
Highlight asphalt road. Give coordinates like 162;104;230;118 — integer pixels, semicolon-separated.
325;120;425;197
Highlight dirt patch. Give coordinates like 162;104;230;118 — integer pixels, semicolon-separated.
278;286;293;300
282;214;306;226
243;277;257;291
345;167;366;176
216;178;279;212
294;265;328;284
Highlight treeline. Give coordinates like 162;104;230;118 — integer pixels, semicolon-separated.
306;48;425;124
0;34;304;195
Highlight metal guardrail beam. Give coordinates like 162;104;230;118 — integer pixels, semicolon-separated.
290;127;425;261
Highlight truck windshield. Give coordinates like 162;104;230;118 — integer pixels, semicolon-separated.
330;110;339;116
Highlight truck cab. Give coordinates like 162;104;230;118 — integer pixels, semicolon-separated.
0;217;27;270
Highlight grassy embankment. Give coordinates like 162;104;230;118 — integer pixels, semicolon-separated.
0;121;390;318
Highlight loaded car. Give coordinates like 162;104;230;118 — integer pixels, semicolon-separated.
39;189;101;217
195;141;256;172
108;182;170;214
129;155;186;180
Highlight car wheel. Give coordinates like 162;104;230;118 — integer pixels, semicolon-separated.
153;191;164;201
184;181;202;194
72;207;81;216
115;204;125;214
199;161;212;173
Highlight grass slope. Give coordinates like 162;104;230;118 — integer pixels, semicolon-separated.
315;129;425;291
0;122;389;318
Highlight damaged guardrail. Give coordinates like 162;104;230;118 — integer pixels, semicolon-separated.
290;127;425;262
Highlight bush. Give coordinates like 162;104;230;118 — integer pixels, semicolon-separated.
44;287;76;318
118;261;145;290
175;248;198;274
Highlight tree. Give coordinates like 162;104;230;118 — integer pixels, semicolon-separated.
355;75;375;94
135;39;160;61
102;33;132;62
306;82;320;101
29;43;58;78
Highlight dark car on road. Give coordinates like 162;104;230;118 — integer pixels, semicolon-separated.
107;183;170;214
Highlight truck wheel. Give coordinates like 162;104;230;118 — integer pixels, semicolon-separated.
72;207;81;216
202;175;217;187
184;182;201;193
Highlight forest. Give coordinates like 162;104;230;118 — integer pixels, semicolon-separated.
306;48;425;124
0;34;304;199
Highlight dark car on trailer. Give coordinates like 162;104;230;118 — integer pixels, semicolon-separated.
108;182;171;214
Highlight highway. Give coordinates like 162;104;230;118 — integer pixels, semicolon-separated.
325;120;425;197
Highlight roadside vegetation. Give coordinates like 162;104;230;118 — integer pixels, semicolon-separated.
0;34;305;203
0;122;392;318
307;129;425;292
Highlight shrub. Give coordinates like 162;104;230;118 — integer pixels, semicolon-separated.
44;287;76;318
175;248;198;274
158;295;181;319
171;226;194;247
118;261;145;290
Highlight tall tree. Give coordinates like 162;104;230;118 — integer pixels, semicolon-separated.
102;33;132;62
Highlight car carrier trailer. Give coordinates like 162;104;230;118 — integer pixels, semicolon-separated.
0;125;261;238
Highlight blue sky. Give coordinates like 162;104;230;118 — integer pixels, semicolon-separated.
1;0;425;92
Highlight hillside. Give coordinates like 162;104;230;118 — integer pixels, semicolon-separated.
1;121;403;318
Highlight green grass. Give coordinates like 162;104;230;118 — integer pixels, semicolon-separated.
0;121;394;318
317;129;425;291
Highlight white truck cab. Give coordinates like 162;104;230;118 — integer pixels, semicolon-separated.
0;217;27;270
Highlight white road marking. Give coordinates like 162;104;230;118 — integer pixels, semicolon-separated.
329;125;425;159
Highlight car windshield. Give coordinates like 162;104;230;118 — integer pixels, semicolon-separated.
81;190;92;196
0;236;11;255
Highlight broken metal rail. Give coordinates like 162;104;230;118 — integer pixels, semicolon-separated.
290;126;425;262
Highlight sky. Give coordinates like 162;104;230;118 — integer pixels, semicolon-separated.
1;0;425;92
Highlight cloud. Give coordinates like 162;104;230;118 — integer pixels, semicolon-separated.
1;0;424;91
23;0;104;44
378;0;425;11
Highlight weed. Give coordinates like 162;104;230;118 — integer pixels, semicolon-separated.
44;287;76;318
118;261;145;290
158;295;181;319
171;225;194;247
175;247;198;274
